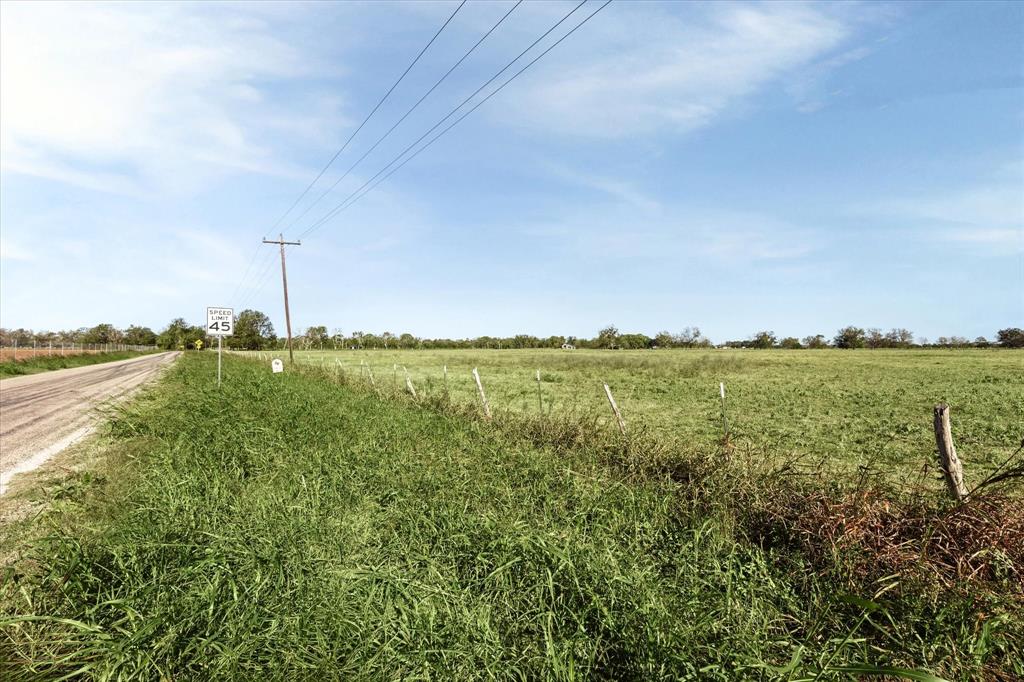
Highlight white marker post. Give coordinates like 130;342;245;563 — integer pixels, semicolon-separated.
719;381;729;439
206;306;234;387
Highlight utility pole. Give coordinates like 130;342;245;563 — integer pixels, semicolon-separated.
262;234;301;363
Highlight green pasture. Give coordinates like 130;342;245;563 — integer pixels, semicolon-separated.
277;348;1022;484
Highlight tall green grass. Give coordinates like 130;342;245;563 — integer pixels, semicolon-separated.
1;354;1019;680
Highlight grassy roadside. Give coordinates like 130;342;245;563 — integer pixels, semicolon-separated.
1;354;1020;680
0;350;160;379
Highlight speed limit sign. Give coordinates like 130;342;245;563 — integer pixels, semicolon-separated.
206;307;234;336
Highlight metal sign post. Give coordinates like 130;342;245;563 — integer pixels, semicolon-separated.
206;307;234;387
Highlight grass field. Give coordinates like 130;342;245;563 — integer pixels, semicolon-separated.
277;348;1023;487
0;350;159;379
1;353;1020;680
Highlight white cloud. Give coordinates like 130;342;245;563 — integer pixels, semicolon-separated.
499;2;854;137
522;203;820;267
0;238;34;262
0;1;346;195
870;179;1024;252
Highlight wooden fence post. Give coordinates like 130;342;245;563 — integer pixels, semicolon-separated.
934;404;967;500
536;370;542;413
443;365;448;395
719;382;729;440
403;366;417;398
365;361;376;388
472;368;491;419
603;382;626;436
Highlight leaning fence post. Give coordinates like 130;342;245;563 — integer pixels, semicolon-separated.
934;404;967;500
472;368;491;419
443;365;448;395
603;382;626;436
403;366;417;398
365;362;376;388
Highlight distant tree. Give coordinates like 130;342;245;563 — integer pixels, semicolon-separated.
779;337;802;349
671;327;699;347
617;333;652;350
158;318;206;350
654;331;673;348
865;328;887;349
304;325;329;349
974;336;990;348
802;334;828;349
230;310;276;350
82;323;121;345
123;325;157;346
398;332;418;349
884;328;914;348
996;328;1024;348
751;331;776;349
381;331;395;349
544;335;566;349
596;325;619;349
833;326;866;349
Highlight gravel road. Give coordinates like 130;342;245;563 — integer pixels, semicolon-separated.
0;352;179;494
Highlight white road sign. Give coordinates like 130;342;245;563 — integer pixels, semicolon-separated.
206;307;234;336
272;358;284;373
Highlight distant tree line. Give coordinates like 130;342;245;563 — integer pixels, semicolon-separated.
4;317;1022;352
283;322;1024;351
1;320;204;351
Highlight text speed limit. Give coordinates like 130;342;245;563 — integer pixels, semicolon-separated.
206;307;234;336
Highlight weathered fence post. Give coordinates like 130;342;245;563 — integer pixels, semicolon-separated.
403;366;417;398
536;370;543;413
393;364;397;391
472;368;491;419
933;404;967;500
365;362;376;388
443;365;448;395
603;382;626;436
719;382;730;440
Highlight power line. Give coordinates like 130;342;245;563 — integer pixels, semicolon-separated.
282;1;523;234
296;0;610;240
230;0;466;302
267;0;467;235
343;1;613;218
294;0;590;240
235;249;278;310
229;243;263;303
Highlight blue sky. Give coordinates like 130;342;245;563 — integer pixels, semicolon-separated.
1;0;1021;342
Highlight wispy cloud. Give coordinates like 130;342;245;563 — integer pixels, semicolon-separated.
0;1;347;195
869;178;1024;252
0;238;34;262
499;2;858;137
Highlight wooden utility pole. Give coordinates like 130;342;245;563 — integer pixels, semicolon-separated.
262;234;301;363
